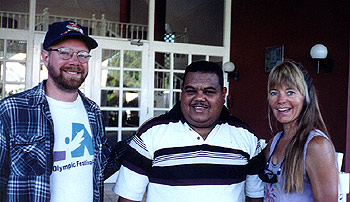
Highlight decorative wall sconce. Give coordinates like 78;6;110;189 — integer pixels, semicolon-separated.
223;62;239;81
310;44;328;74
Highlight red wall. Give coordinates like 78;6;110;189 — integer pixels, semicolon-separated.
229;0;349;157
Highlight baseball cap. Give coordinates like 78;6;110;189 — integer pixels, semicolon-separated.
43;21;98;50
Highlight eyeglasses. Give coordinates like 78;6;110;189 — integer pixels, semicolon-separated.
258;168;278;183
47;48;91;64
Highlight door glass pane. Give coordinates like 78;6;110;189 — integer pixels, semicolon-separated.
101;90;119;107
7;40;27;60
40;64;48;81
192;55;206;62
122;130;136;141
0;84;3;99
154;72;169;89
174;54;188;70
106;131;118;146
123;91;140;107
0;62;3;80
102;110;118;127
123;71;141;88
173;72;184;89
5;62;25;82
124;50;141;68
173;92;181;106
102;50;120;67
154;110;167;116
5;84;24;97
101;69;120;87
154;90;169;108
122;110;139;127
0;40;4;59
209;56;223;65
155;52;170;69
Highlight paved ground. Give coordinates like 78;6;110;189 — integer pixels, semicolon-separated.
104;183;119;202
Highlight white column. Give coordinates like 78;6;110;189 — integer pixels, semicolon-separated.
27;0;36;88
146;0;155;118
223;0;232;104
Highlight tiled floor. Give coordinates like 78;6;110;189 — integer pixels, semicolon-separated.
104;183;119;202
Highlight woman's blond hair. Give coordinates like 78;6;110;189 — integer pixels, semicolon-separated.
267;60;330;193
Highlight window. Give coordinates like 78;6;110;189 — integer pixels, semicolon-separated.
0;39;26;99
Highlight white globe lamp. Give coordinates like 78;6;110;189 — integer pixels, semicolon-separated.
310;44;328;74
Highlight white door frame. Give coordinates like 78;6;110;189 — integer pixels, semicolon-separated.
89;37;150;141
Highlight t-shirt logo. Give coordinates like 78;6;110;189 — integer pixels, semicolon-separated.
53;123;93;162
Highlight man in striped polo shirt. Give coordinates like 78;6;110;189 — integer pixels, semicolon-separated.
114;60;264;202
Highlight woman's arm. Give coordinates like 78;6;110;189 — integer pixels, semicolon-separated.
305;136;338;202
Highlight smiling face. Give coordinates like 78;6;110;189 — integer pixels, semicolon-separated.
181;72;227;132
268;84;305;130
41;38;89;92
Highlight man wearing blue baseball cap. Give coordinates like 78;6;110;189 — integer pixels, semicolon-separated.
0;21;128;202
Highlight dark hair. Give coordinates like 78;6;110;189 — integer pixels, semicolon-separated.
183;61;224;89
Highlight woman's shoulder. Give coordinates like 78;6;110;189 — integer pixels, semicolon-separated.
306;130;334;159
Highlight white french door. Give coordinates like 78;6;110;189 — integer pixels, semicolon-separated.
88;38;150;144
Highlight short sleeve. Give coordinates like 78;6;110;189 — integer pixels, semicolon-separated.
113;135;152;201
245;135;264;198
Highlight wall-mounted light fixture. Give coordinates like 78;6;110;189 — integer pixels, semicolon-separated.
223;62;239;81
310;44;328;74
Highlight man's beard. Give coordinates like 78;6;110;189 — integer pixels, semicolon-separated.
47;64;87;92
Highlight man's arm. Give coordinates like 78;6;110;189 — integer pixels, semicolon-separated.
104;134;134;179
113;134;151;201
247;151;266;175
246;151;264;202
